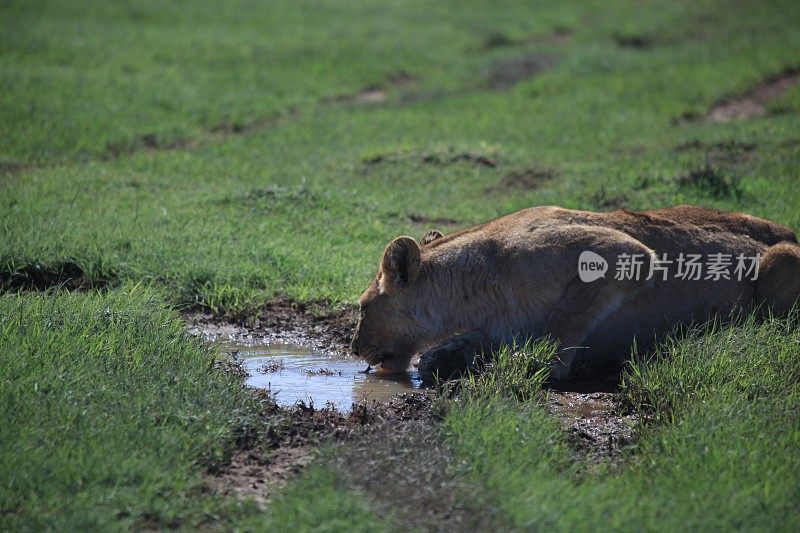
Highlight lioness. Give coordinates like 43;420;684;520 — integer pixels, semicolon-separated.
351;205;800;380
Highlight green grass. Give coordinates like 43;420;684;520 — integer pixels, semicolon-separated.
0;288;265;529
254;467;394;532
2;0;800;529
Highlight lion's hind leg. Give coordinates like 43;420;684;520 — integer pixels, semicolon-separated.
755;242;800;316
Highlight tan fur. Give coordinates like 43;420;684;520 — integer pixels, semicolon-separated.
351;205;800;378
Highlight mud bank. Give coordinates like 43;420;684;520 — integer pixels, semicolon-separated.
208;392;436;507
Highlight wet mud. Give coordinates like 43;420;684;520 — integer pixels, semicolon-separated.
187;299;356;354
208;392;436;507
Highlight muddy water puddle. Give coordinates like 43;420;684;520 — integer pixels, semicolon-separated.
218;341;423;411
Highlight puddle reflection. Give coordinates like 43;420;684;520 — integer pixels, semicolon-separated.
217;341;423;411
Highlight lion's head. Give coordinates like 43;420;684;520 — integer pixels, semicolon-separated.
351;231;443;372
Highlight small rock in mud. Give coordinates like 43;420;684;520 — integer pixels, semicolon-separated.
304;367;337;377
257;360;284;374
548;390;635;463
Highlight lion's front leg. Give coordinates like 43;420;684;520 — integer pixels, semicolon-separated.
417;330;493;386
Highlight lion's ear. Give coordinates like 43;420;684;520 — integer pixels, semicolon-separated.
420;230;443;245
380;236;421;292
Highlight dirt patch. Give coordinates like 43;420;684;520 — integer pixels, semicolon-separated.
408;213;463;226
494;167;558;190
213;384;486;528
324;73;420;107
215;184;319;212
548;391;634;463
421;151;497;168
208;445;316;507
208;108;301;136
531;27;574;45
104;133;197;159
486;54;553;90
187;298;356;354
674;139;756;154
328;419;497;530
481;31;519;51
0;160;35;177
386;71;420;88
546;363;635;463
208;393;437;508
362;148;498;169
674;139;757;167
613;33;655;50
481;27;573;50
326;86;388;105
680;68;800;123
395;88;464;106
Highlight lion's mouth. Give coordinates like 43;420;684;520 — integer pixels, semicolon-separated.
362;351;390;366
362;353;410;373
374;354;411;373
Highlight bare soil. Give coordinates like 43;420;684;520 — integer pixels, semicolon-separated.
708;69;799;122
187;298;356;354
362;148;498;169
613;33;655;50
675;68;800;124
546;364;635;464
408;213;463;226
486;54;553;90
328;417;499;530
208;392;437;508
324;72;420;107
493;166;558;191
481;27;573;50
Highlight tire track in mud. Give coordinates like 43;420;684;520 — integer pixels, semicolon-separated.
196;302;637;519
